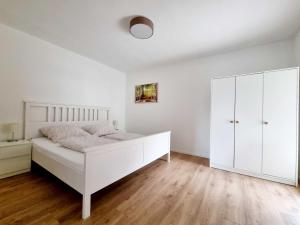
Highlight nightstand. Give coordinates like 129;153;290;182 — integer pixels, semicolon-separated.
0;140;32;179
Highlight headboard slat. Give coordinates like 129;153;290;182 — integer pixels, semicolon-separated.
24;101;110;140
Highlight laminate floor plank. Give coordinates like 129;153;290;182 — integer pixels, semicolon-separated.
0;152;299;225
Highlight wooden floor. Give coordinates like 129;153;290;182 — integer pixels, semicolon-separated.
1;152;300;225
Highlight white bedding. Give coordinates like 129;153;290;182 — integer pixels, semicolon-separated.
103;132;143;141
32;132;143;172
32;137;84;172
58;135;117;152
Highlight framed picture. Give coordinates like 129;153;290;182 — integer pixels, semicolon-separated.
135;83;158;103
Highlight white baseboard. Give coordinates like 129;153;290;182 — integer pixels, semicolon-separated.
210;163;297;186
171;149;209;159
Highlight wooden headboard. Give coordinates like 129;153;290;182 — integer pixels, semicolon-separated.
24;101;110;139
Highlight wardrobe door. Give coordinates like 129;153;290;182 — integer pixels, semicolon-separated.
210;77;235;168
234;74;263;174
263;69;298;181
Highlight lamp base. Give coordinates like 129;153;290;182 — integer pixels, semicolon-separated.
7;139;18;142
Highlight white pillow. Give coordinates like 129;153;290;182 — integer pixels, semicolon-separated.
40;125;89;143
82;124;117;136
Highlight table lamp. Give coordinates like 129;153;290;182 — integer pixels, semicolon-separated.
4;123;19;142
112;120;118;130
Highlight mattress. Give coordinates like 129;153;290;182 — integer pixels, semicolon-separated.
31;132;143;172
32;137;84;172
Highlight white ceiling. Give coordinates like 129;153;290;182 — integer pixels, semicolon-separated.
1;0;300;72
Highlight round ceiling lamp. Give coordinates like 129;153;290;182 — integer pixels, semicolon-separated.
129;16;153;39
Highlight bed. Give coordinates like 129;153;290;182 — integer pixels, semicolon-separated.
24;101;171;219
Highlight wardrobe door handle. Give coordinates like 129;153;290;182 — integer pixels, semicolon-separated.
263;121;269;125
235;121;239;124
230;120;234;123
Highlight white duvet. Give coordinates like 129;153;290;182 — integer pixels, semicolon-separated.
103;132;143;141
58;136;117;152
58;132;143;152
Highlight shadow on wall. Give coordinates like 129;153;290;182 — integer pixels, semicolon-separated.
119;16;135;33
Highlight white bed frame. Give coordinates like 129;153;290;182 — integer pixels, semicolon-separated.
24;101;171;219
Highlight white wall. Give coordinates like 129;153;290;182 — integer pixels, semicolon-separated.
126;40;295;158
294;30;300;66
293;30;300;177
0;23;126;140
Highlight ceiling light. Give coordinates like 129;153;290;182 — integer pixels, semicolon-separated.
129;16;153;39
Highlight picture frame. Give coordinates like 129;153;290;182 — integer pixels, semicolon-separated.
135;83;158;103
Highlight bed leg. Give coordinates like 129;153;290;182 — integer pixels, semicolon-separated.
82;194;91;219
162;152;171;163
167;151;171;163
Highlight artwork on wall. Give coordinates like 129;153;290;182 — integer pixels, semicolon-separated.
135;83;158;103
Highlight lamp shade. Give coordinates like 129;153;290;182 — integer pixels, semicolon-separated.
4;123;18;133
112;120;118;129
130;16;153;39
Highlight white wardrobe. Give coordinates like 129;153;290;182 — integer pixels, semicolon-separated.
210;67;299;186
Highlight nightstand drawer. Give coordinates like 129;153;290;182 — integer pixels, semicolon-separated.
0;155;31;175
0;144;31;159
